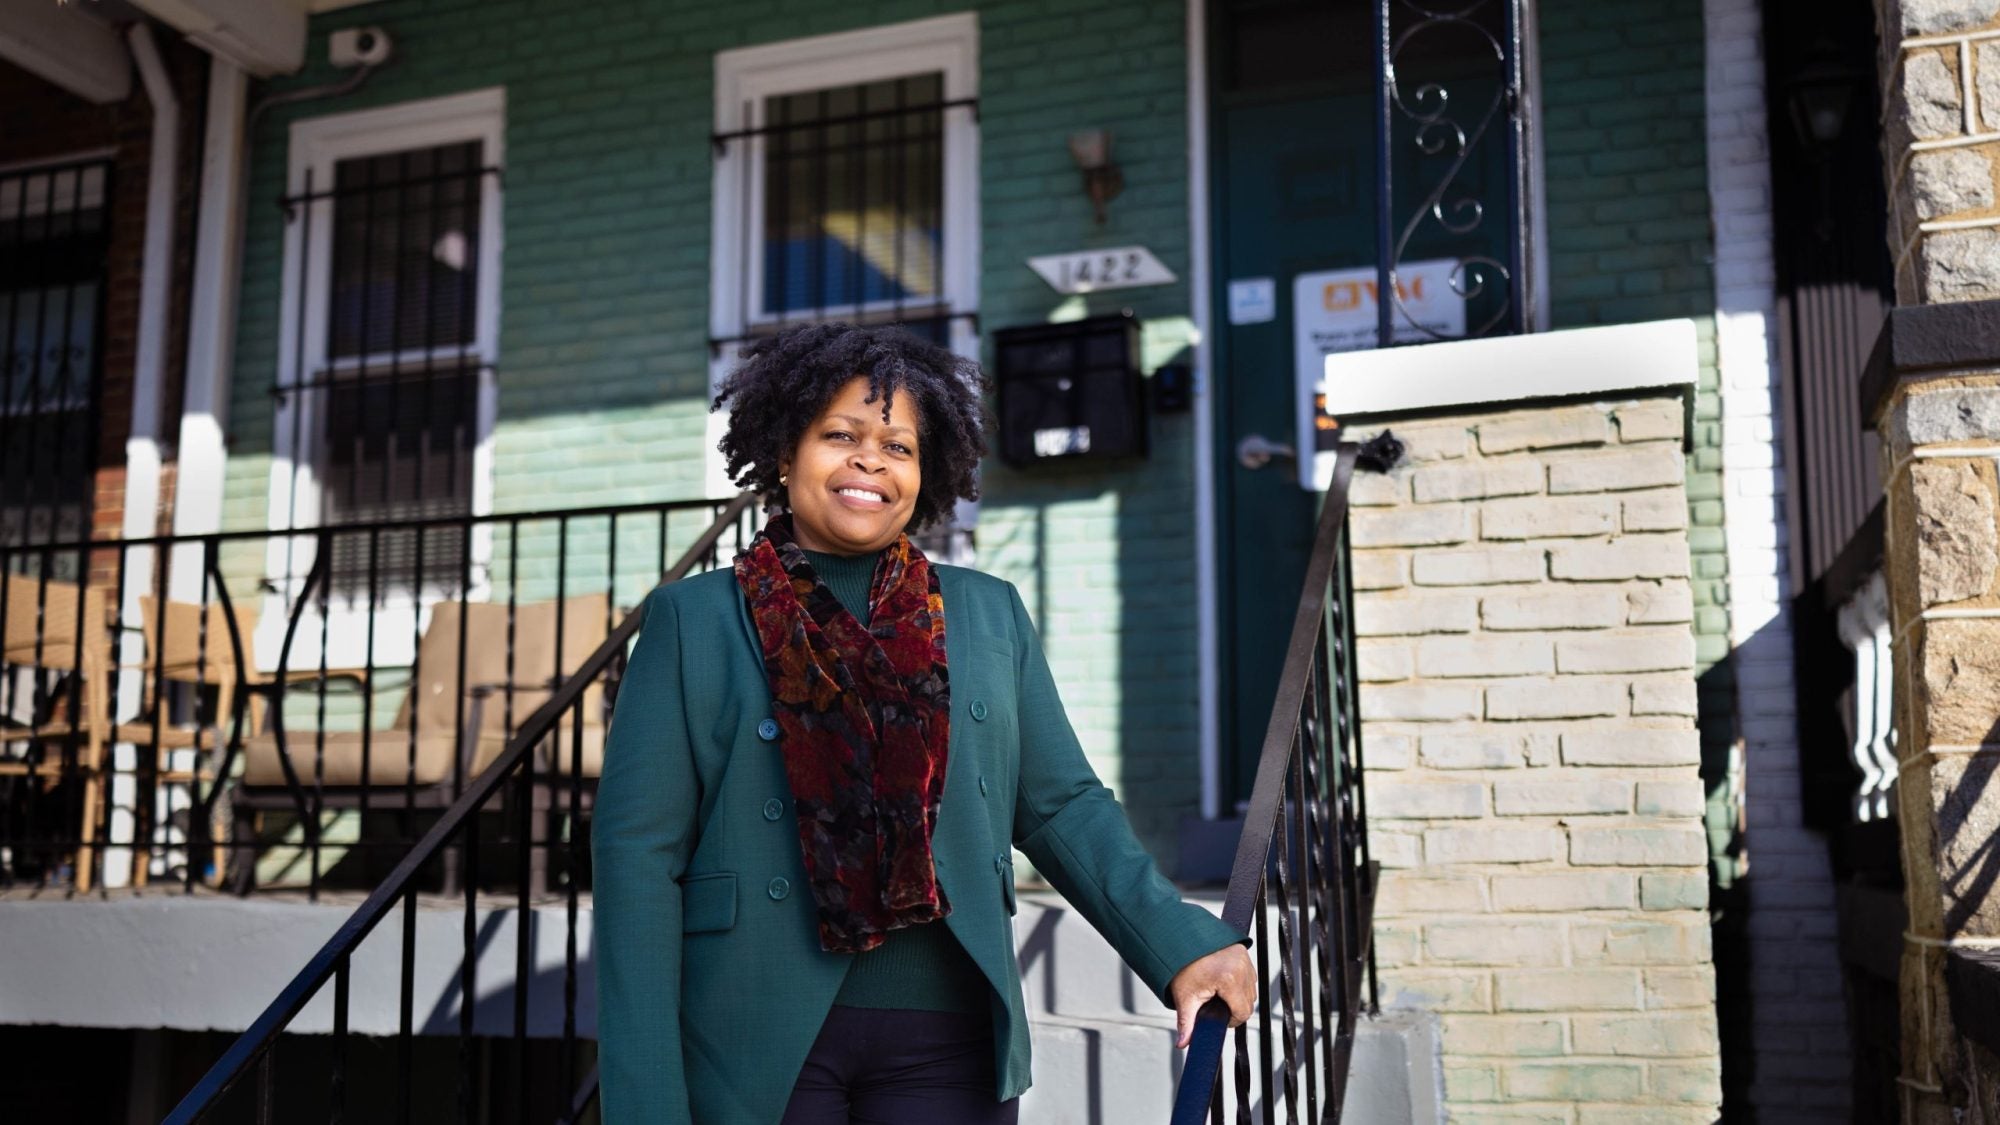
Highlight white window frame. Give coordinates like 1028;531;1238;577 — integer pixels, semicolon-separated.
706;14;982;499
262;87;505;670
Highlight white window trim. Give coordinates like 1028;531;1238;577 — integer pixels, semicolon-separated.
262;87;505;671
706;14;982;499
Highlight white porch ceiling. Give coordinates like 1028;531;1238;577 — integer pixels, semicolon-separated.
3;0;381;97
127;0;304;76
0;0;130;102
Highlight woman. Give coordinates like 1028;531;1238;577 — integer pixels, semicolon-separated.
592;323;1256;1124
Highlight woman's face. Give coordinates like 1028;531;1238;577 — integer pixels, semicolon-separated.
782;376;922;556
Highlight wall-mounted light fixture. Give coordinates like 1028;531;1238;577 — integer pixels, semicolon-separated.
1784;40;1865;240
1785;44;1861;158
1068;129;1124;226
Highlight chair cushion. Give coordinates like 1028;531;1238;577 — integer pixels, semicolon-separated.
242;731;460;787
520;723;607;778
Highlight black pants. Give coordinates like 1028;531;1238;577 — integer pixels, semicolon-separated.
780;1005;1020;1125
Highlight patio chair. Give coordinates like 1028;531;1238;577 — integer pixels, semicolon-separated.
229;591;611;894
117;596;370;887
0;573;113;891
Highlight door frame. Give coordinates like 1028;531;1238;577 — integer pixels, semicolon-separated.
1187;0;1224;820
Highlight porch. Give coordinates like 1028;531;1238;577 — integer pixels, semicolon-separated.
0;496;754;896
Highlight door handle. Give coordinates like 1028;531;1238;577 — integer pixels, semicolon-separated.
1236;433;1297;470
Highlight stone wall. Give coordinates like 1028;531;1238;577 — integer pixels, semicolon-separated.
1873;377;2000;1124
1348;396;1721;1123
1874;0;2000;1119
1881;0;2000;306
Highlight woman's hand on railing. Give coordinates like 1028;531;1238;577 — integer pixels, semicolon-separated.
1168;944;1258;1048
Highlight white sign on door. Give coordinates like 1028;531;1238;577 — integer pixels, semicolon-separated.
1227;277;1276;325
1291;260;1465;488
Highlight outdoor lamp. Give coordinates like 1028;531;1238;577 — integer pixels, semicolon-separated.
1069;129;1124;225
1785;46;1861;157
1785;43;1865;240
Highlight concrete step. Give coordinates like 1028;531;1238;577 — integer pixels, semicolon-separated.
1021;1003;1441;1124
1012;889;1442;1124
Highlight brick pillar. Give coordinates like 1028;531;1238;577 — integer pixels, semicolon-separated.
1350;396;1722;1121
1874;2;2000;1119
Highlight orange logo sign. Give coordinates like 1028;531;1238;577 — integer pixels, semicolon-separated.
1321;275;1428;312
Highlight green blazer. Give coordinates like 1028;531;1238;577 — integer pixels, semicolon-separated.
591;564;1247;1125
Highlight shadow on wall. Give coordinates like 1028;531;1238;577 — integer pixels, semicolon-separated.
1704;602;1874;1120
1699;651;1755;1117
980;363;1207;876
1939;721;2000;937
1116;356;1205;877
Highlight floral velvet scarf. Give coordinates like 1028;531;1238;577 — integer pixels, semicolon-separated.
733;513;952;954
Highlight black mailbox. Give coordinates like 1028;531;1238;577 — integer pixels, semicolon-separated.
994;312;1147;467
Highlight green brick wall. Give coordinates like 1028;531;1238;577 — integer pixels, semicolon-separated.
221;0;1726;873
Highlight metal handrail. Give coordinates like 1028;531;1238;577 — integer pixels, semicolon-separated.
159;492;758;1125
1169;433;1401;1124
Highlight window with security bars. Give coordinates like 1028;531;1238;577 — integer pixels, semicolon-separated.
718;71;970;348
0;159;108;560
761;73;947;334
298;139;490;595
710;21;980;556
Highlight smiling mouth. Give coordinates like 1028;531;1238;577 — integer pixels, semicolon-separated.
834;486;888;506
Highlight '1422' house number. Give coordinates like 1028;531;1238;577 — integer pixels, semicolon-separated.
1027;246;1177;295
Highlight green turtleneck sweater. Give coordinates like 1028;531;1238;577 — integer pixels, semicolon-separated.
801;548;992;1014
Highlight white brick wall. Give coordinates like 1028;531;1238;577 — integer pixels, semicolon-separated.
1349;401;1721;1120
1704;0;1854;1117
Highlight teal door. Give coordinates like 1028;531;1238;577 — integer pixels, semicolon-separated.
1208;0;1516;804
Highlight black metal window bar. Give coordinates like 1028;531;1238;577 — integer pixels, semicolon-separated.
0;157;111;564
276;140;496;599
1170;434;1400;1125
0;496;751;898
160;494;757;1125
1372;0;1531;344
711;72;977;351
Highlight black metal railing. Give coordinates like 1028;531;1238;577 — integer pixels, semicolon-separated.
1169;434;1398;1125
159;492;756;1125
1373;0;1531;343
0;495;753;896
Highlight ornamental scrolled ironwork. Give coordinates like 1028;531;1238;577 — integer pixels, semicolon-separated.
1376;0;1529;343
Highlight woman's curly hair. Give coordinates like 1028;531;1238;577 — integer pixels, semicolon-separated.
711;322;990;531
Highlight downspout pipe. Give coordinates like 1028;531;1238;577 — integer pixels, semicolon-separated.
123;21;176;546
105;21;180;889
168;51;380;580
167;56;246;602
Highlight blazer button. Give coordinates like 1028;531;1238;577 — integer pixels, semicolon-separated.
979;775;988;796
763;797;786;821
969;699;988;722
768;877;791;900
757;718;780;741
993;852;1008;873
